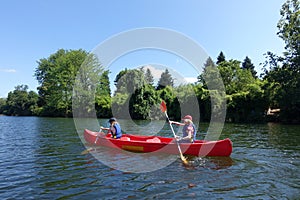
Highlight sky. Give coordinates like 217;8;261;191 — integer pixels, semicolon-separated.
0;0;286;97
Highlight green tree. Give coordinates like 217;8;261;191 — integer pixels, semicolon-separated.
0;98;7;114
193;84;211;121
113;69;156;119
225;80;267;123
175;84;200;121
98;70;111;96
216;51;226;64
111;92;129;119
217;60;267;122
73;53;104;118
95;70;112;117
263;0;300;123
196;57;227;122
242;56;257;78
157;69;174;90
129;84;159;120
114;69;146;94
35;49;102;117
277;0;300;67
4;85;39;116
144;68;154;85
218;59;257;94
157;86;179;119
114;68;128;87
204;57;216;68
197;57;216;84
198;57;223;90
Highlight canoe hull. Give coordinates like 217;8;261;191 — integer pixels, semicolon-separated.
84;129;232;157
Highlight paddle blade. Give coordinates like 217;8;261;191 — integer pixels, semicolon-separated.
160;101;167;112
180;154;189;165
81;147;93;155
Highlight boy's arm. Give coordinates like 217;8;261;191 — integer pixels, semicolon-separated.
100;126;109;131
169;121;184;126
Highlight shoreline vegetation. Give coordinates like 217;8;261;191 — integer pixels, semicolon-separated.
0;0;299;124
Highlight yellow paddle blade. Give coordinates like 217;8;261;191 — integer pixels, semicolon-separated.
81;147;93;155
180;154;189;165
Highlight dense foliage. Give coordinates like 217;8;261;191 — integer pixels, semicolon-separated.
34;49;89;117
263;0;299;123
156;69;174;90
0;85;39;116
0;0;298;123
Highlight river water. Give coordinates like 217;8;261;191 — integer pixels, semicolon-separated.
0;116;299;199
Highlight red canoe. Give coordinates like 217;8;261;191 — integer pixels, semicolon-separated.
84;129;232;157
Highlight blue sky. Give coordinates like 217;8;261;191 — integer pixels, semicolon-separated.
0;0;286;97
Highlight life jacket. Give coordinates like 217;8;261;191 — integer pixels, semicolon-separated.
112;123;122;139
182;124;196;142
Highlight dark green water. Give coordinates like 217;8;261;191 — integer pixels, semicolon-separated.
0;116;299;199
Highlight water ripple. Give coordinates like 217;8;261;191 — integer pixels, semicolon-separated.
0;117;299;199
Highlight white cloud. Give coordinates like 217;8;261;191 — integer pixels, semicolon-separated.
184;77;198;83
140;64;198;85
140;65;164;79
0;69;17;73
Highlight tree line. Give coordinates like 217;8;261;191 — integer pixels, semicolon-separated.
0;0;299;123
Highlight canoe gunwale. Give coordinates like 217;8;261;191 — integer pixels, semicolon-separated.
83;129;232;157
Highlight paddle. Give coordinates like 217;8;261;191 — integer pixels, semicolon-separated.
81;128;103;155
160;101;188;165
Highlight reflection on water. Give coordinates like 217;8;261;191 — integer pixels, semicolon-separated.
267;122;300;150
84;145;234;173
89;146;177;173
188;156;234;170
0;116;299;199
